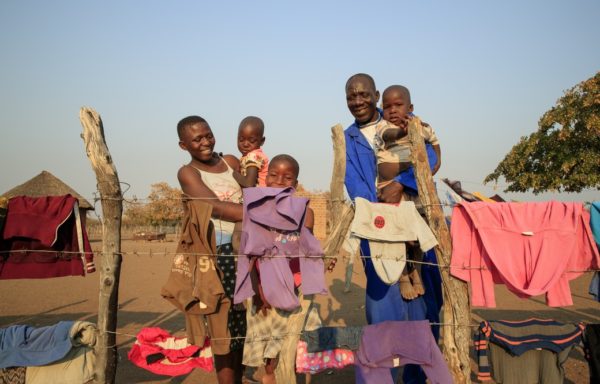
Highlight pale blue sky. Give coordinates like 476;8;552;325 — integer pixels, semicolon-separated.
1;1;599;206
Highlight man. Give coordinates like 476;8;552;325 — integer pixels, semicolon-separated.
344;73;440;383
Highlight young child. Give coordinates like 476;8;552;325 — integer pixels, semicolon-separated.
376;85;441;189
232;116;269;188
241;154;322;384
377;85;442;300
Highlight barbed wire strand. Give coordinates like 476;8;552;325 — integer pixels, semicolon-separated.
1;247;599;273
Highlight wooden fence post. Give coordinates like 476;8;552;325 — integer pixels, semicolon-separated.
80;107;123;384
323;125;355;278
408;119;472;382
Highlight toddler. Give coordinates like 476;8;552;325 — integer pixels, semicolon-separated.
377;85;442;300
233;116;269;187
376;85;441;189
243;154;320;384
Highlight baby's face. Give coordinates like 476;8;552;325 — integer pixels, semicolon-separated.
266;161;298;189
382;90;413;127
237;124;264;156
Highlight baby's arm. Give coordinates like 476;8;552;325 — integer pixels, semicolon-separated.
232;166;259;188
381;126;407;147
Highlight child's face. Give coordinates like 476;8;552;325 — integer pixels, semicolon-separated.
266;160;298;189
382;90;414;127
237;124;265;156
178;122;216;162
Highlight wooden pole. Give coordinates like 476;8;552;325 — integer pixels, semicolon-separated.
323;125;355;277
408;119;472;383
329;124;346;222
80;107;123;384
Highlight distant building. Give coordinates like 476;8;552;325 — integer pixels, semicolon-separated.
2;170;94;225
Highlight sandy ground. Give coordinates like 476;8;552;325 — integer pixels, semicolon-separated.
1;234;598;383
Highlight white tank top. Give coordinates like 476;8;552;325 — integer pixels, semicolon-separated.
192;158;242;245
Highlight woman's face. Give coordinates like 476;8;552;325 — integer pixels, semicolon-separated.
179;121;216;162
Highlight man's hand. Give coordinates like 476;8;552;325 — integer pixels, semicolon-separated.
378;181;404;203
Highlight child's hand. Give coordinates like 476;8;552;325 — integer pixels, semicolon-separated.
377;181;404;203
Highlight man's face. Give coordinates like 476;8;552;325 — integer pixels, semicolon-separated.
346;77;380;124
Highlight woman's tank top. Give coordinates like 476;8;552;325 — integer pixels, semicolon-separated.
192;158;242;245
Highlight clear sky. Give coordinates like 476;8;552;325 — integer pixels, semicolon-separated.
1;0;599;208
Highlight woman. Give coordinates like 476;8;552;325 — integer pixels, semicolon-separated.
177;115;245;384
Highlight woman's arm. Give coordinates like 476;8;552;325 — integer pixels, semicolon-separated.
177;165;243;222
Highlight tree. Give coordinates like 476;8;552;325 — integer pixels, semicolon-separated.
485;72;600;194
123;182;184;226
146;182;184;226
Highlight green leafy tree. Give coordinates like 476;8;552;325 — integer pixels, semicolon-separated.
485;72;600;193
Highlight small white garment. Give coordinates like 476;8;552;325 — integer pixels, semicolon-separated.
347;197;438;284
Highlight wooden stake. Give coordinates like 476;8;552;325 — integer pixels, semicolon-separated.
80;107;122;384
324;124;355;275
408;119;472;383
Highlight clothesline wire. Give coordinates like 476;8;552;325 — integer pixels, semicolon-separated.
103;321;484;344
79;177;510;204
2;248;599;273
89;194;455;210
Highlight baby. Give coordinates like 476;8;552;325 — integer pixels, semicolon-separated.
376;85;441;190
233;116;269;187
378;85;442;300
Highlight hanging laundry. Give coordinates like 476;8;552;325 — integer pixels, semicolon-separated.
451;201;599;307
295;340;354;374
583;323;600;383
0;197;7;238
0;366;25;384
24;321;96;384
475;319;584;383
346;197;437;285
588;202;600;302
354;320;452;384
300;325;363;352
0;195;95;279
441;178;480;202
234;187;327;311
472;192;497;203
161;200;231;355
127;327;213;376
0;321;74;368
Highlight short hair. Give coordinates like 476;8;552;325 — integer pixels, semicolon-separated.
177;115;207;139
383;85;412;104
345;73;376;91
238;116;264;136
269;154;300;179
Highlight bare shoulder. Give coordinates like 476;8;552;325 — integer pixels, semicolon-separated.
223;154;240;171
177;164;199;182
177;164;202;190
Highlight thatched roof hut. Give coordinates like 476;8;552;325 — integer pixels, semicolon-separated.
1;170;94;210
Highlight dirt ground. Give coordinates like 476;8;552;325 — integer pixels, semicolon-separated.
1;234;598;383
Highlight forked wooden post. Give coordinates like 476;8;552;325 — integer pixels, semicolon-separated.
323;125;354;271
80;107;123;384
408;120;472;382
